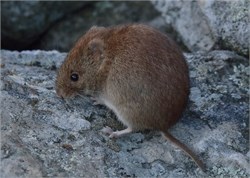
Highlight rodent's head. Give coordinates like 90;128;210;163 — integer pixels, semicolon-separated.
56;27;106;98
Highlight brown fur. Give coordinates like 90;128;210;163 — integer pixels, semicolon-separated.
56;24;205;171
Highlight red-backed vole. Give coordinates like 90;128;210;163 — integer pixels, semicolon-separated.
56;24;205;171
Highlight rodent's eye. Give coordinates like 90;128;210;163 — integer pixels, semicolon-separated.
70;73;79;82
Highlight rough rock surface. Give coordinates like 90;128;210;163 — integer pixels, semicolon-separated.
0;50;249;177
1;1;160;52
35;1;161;52
151;0;249;56
1;1;89;50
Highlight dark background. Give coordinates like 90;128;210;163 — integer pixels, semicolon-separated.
1;1;174;52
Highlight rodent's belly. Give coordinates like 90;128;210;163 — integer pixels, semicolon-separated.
100;97;131;127
99;95;172;131
100;71;188;130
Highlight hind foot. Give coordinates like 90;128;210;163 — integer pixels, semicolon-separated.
101;126;132;138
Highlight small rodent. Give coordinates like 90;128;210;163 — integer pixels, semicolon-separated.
56;24;205;171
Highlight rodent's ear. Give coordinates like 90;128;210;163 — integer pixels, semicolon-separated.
88;39;104;60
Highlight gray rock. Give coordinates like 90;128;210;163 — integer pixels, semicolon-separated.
1;1;160;52
38;1;161;52
198;0;249;56
0;50;249;177
152;0;215;52
1;1;89;50
151;0;249;56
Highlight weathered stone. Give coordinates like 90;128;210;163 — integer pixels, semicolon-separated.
151;0;249;56
0;50;249;177
38;1;161;52
1;1;89;50
198;0;249;56
1;1;160;52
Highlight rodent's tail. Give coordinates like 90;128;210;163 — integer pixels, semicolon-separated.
162;131;206;171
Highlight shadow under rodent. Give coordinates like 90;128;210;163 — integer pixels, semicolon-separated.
55;24;205;171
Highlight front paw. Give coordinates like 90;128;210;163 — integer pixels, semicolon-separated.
90;97;102;106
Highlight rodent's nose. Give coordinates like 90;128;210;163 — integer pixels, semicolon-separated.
55;87;64;99
57;94;64;99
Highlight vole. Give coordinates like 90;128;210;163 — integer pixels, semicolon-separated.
55;24;205;171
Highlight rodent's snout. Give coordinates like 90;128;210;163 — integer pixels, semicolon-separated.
55;84;76;99
55;79;66;99
55;87;64;99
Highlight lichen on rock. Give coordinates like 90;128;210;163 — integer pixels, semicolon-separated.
0;50;249;177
